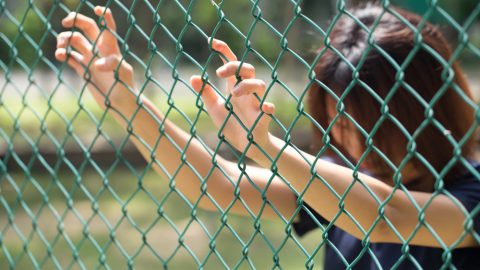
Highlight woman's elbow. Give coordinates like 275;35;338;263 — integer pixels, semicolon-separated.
368;208;399;244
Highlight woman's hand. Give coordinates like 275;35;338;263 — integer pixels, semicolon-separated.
190;39;276;157
55;6;134;106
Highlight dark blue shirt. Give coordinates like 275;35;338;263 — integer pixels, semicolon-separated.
293;164;480;269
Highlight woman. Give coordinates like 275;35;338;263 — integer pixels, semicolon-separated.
55;4;479;269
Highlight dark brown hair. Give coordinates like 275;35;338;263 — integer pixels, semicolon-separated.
308;4;476;190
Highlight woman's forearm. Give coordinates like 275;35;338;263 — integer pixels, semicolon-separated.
253;135;477;247
254;134;394;240
100;87;234;210
94;87;296;220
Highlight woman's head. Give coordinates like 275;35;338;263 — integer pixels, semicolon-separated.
309;4;476;190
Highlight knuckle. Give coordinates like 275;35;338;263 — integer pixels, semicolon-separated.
71;32;82;41
85;17;96;26
232;60;242;68
59;32;73;43
72;34;87;45
257;80;266;90
59;31;70;38
226;62;239;72
245;63;255;73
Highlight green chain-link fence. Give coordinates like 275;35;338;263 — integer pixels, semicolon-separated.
1;0;480;269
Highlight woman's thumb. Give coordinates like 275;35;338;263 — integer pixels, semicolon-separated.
190;76;221;108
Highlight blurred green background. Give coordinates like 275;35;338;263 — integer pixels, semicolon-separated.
1;0;479;269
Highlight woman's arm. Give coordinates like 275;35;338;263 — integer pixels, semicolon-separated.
249;130;478;248
194;39;478;248
55;6;298;222
57;7;478;248
102;89;298;222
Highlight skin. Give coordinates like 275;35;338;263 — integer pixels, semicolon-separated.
56;6;478;248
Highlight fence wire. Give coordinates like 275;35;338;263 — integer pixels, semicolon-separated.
1;0;480;269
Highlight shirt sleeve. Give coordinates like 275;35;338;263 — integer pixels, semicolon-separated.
446;178;480;234
292;196;328;237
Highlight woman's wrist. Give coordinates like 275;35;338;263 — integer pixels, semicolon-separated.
95;83;137;107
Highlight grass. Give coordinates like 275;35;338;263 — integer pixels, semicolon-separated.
0;167;325;269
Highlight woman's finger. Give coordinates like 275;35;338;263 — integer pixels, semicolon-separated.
94;6;117;32
209;38;240;91
209;38;237;63
57;31;94;57
62;12;100;41
55;48;86;75
231;79;267;98
190;75;223;109
261;102;276;115
216;61;255;79
93;6;120;56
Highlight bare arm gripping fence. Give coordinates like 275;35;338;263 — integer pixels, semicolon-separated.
1;0;480;269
